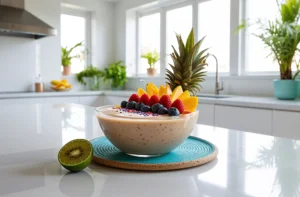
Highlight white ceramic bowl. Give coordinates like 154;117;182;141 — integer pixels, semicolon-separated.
95;105;199;157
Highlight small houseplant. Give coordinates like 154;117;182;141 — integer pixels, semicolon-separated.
102;61;127;90
237;0;300;100
61;42;83;76
141;50;160;76
76;65;103;90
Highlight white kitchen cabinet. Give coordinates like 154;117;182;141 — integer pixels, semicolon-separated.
103;96;128;105
0;98;44;105
215;105;272;135
79;96;104;107
273;110;300;140
43;96;80;104
197;104;214;126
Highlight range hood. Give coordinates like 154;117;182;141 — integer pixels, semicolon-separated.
0;1;57;39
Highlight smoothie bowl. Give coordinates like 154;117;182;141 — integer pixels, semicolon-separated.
96;105;199;157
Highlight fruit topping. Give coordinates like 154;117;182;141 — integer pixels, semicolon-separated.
157;107;168;115
128;94;140;102
182;97;198;113
137;88;147;97
146;83;159;96
159;95;172;109
168;107;180;116
171;99;185;114
151;103;163;113
126;101;137;109
121;101;128;108
139;94;150;105
135;102;144;111
170;85;183;102
141;105;151;112
149;95;160;107
178;90;191;101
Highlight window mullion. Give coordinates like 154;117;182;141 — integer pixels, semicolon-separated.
193;0;199;41
85;12;92;67
160;8;166;76
229;0;241;76
136;12;140;76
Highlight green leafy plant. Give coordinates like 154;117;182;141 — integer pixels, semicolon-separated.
61;42;83;67
141;50;160;69
102;61;127;89
236;0;300;80
76;66;103;90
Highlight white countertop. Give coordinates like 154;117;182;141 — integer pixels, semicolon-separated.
0;103;299;197
1;90;300;111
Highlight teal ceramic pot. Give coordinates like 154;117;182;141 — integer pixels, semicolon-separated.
273;79;298;100
297;80;300;97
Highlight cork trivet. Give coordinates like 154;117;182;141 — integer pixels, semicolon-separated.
91;136;218;171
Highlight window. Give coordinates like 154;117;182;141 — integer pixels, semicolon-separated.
198;0;230;73
61;10;90;74
166;6;193;70
139;13;161;75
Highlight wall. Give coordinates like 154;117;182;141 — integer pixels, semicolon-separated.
0;0;61;92
115;0;281;97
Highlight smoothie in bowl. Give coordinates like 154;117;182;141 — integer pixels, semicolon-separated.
95;83;200;157
96;105;199;157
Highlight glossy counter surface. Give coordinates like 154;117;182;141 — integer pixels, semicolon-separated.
0;104;299;197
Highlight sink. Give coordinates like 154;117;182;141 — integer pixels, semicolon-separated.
196;94;230;99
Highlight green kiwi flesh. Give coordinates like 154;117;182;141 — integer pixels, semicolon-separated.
58;139;93;172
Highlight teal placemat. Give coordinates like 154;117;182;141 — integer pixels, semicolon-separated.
91;136;218;171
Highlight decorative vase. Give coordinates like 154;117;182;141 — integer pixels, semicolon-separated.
63;66;71;76
86;76;100;91
273;79;298;100
147;68;157;76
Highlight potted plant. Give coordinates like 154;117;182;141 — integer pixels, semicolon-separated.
61;42;83;76
141;50;160;76
237;0;300;100
76;65;103;91
102;61;127;90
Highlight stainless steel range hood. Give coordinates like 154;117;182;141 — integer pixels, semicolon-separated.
0;1;57;39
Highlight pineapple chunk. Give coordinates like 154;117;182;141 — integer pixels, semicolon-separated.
137;88;147;96
182;96;198;112
178;90;191;101
170;86;183;102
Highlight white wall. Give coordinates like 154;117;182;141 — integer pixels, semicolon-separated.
0;0;61;92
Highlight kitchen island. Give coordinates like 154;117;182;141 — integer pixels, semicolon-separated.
0;103;299;197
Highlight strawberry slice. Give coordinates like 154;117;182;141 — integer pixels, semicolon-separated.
171;99;185;114
159;95;172;109
139;94;150;105
128;94;140;102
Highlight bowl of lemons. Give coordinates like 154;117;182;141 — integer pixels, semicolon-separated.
51;79;72;92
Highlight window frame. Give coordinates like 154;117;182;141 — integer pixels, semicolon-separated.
61;6;92;73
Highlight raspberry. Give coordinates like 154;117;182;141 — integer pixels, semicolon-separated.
128;94;140;102
139;94;150;105
171;99;185;114
159;95;172;109
148;95;160;107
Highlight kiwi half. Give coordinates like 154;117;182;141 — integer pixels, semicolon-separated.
58;139;93;172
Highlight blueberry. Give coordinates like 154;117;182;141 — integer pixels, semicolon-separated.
121;101;128;108
141;105;151;112
126;101;137;109
135;102;144;111
157;107;168;115
151;103;163;113
168;107;180;116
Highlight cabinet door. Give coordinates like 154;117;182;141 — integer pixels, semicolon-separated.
103;96;128;105
43;96;80;104
0;98;43;105
197;104;214;126
79;96;104;107
273;110;300;140
215;105;272;135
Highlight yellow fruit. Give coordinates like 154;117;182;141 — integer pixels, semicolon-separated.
61;79;68;84
51;80;60;86
158;85;167;98
166;83;172;95
66;84;72;89
170;86;183;102
146;83;159;96
182;97;198;112
178;90;191;101
137;88;147;96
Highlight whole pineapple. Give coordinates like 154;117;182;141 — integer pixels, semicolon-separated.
166;28;208;95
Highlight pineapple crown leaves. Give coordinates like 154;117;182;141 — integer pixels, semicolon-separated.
166;28;209;95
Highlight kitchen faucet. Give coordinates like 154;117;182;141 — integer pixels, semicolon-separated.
208;54;223;95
